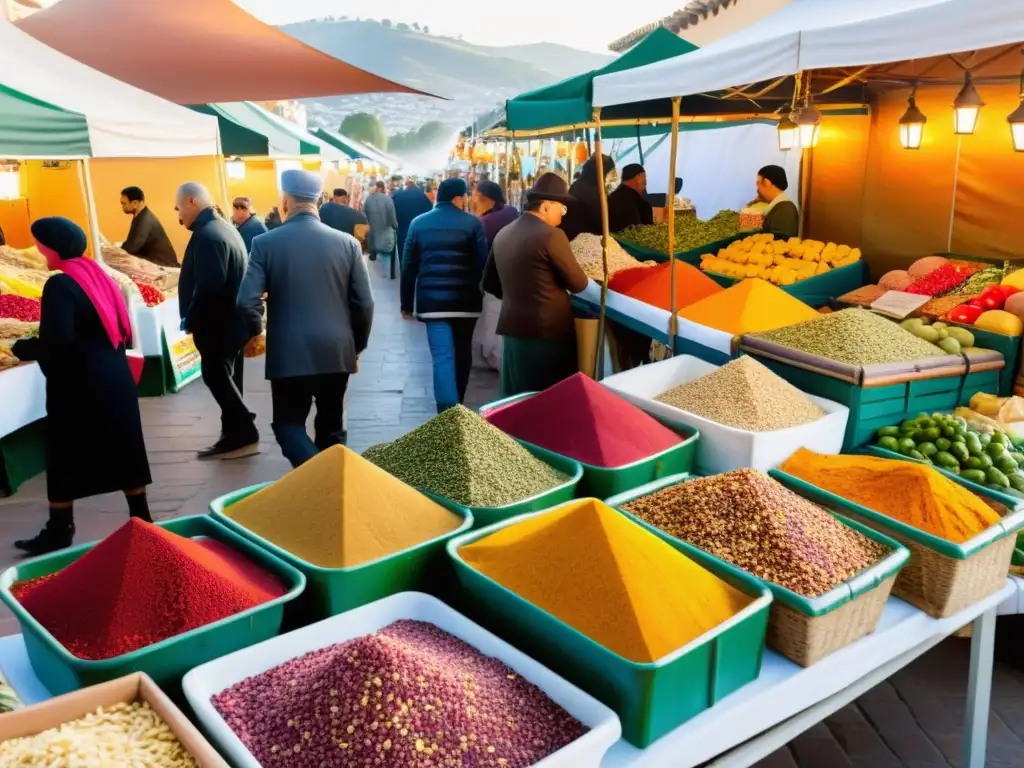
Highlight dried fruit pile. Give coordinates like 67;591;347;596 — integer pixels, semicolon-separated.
213;620;586;767
569;233;654;282
363;406;567;508
655;357;825;432
701;234;862;286
0;294;41;322
622;470;888;597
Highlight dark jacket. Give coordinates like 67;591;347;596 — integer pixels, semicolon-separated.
237;212;374;379
265;208;283;231
236;214;267;253
392;186;434;256
481;204;519;247
178;207;249;354
401;202;488;319
482;213;589;340
763;199;801;239
319;200;368;236
122;206;178;268
608;184;654;232
561;154;615;242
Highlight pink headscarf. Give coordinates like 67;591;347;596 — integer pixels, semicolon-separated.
31;217;132;349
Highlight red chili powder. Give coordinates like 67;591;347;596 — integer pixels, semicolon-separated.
484;372;682;467
610;260;722;312
11;519;286;660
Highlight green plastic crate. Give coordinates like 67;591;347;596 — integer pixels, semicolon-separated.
747;353;964;450
606;474;909;619
955;323;1018;396
211;488;473;625
0;515;305;697
447;503;772;747
480;394;699;499
705;261;869;307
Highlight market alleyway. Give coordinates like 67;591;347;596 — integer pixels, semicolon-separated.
1;260;1023;766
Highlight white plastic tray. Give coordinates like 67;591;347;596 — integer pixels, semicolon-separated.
601;355;849;475
182;592;621;768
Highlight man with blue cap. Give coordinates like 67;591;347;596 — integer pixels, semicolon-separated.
237;168;375;467
401;176;489;412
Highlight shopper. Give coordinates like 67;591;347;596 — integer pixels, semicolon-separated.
363;181;398;266
319;188;368;236
401;177;488;413
473;180;519;246
176;182;258;460
119;186;178;267
481;173;589;396
561;154;616;242
238;169;374;468
13;217;152;556
231;196;267;252
392;178;433;263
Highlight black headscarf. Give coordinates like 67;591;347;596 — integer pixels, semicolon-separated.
31;217;87;260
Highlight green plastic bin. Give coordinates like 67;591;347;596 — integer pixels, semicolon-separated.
769;469;1024;617
447;503;772;747
480;394;699;499
0;515;305;697
607;474;910;665
704;261;869;307
211;488;473;625
955;322;1018;396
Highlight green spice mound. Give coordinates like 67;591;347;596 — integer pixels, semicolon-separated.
362;406;569;507
617;209;740;254
750;308;950;366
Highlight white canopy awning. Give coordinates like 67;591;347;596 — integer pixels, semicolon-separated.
0;18;219;158
593;0;1024;109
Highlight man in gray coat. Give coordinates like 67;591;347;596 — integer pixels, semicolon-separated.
237;169;375;467
363;180;398;276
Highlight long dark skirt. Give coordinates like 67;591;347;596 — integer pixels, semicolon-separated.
499;335;578;398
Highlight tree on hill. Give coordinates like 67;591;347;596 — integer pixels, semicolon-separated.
381;18;392;28
423;25;430;33
340;113;388;150
387;121;452;156
397;22;410;31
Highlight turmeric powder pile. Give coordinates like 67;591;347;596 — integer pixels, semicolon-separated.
223;445;464;568
676;278;820;335
779;448;1001;544
458;499;752;663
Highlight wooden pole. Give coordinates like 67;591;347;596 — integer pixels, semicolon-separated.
78;159;103;262
593;109;611;380
667;96;681;355
636;124;645;165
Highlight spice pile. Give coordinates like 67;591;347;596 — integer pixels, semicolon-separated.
0;701;197;766
609;260;722;313
11;519;287;660
677;278;820;335
655;357;825;432
0;295;41;322
617;210;740;254
569;233;655;282
459;499;752;662
484;373;682;467
780;448;1002;543
223;445;464;568
749;308;950;366
362;406;568;508
623;470;887;597
135;281;166;307
214;620;585;768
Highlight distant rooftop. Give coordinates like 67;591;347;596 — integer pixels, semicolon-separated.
608;0;742;53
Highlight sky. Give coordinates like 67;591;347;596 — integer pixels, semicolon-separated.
234;0;684;53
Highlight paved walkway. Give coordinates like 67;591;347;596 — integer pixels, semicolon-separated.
1;259;1023;765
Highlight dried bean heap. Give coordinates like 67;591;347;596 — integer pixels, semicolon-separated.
362;406;568;507
617;209;740;254
623;470;888;597
569;233;655;282
749;308;949;366
213;620;586;768
655;357;825;431
0;700;197;767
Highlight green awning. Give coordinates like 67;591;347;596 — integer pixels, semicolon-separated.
207;102;320;156
506;28;698;132
312;128;395;168
189;103;270;156
0;84;91;157
311;128;362;159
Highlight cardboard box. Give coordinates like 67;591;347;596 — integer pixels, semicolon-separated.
0;672;228;767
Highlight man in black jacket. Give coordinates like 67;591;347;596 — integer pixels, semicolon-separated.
560;154;615;242
176;182;258;460
120;186;178;267
608;163;654;232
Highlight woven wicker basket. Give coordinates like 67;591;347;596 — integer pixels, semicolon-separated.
768;575;897;667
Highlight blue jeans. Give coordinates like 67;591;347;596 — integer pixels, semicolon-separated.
425;319;477;412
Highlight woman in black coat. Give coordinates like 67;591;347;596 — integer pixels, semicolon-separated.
12;217;152;555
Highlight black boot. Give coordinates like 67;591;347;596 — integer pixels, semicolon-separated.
126;492;152;523
14;507;75;556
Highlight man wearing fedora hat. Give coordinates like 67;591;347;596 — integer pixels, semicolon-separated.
481;173;589;397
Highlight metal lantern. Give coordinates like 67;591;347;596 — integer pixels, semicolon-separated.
794;103;822;148
952;72;985;135
777;113;798;151
1009;72;1024;152
899;91;927;150
225;157;246;180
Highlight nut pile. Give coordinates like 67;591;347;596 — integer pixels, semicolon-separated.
655;357;825;431
569;233;655;282
0;700;197;766
623;470;888;597
617;210;740;254
362;405;568;507
749;308;950;366
213;620;586;768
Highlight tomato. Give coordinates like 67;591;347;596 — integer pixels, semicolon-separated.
996;285;1020;300
949;305;983;324
980;294;1004;311
969;297;987;308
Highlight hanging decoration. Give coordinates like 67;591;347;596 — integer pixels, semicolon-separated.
898;84;927;150
952;71;984;135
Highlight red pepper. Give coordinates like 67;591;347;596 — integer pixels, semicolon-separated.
133;281;165;307
905;264;972;296
0;295;42;322
949;304;983;324
980;285;1007;310
996;285;1020;301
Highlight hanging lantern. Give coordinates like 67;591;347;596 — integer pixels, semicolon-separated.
574;140;589;165
794;102;822;148
556;141;569;158
952;71;984;135
225;157;246;180
898;87;927;150
777;113;798;151
1008;71;1024;151
0;162;21;200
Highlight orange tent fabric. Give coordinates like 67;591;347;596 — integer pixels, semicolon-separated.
16;0;439;104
